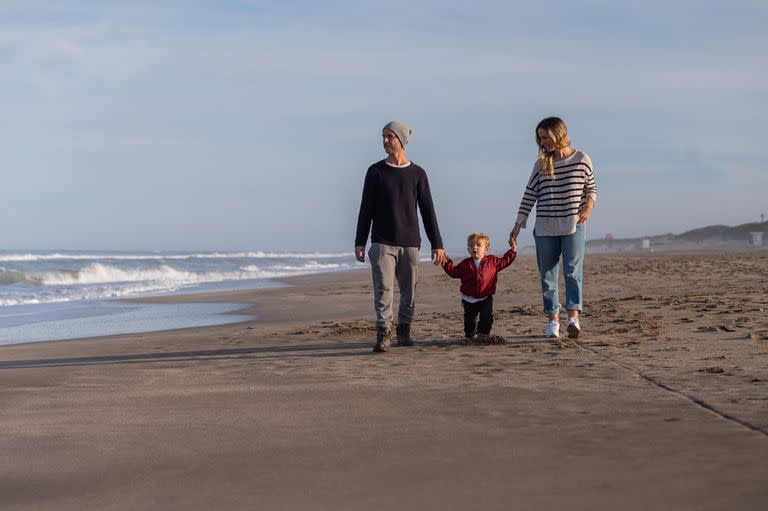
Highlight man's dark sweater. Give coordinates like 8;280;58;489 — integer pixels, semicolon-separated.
355;160;443;249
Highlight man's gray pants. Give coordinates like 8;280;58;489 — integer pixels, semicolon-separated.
368;242;420;331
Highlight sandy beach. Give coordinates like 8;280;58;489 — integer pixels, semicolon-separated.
1;250;766;510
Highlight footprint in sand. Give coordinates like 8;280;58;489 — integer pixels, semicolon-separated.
466;335;507;345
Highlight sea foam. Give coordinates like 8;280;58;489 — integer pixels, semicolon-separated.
0;251;350;262
0;251;360;307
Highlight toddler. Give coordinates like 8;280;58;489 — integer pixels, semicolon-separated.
442;233;517;341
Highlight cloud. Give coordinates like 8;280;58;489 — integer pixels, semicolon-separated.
3;12;765;120
0;1;766;249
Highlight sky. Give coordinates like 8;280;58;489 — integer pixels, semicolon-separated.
1;0;766;251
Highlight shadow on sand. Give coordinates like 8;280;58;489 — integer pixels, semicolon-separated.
0;334;554;370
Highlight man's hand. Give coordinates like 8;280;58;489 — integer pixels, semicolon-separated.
355;245;366;263
508;223;521;246
509;238;518;252
431;248;446;266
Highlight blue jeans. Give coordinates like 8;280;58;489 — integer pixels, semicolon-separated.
534;224;586;315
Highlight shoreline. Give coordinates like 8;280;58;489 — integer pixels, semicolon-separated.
0;267;370;348
1;251;766;509
3;248;764;348
3;246;765;347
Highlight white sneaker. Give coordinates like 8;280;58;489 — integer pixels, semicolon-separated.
567;317;581;339
545;320;560;338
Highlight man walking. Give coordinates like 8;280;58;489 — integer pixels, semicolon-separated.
355;121;446;353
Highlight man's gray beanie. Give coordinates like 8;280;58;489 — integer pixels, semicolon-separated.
383;121;412;148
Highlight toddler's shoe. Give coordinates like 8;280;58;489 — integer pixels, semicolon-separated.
545;319;560;338
566;317;581;339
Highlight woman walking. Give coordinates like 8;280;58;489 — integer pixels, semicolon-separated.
509;117;597;338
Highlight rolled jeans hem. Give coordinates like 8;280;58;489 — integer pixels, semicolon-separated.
535;224;586;317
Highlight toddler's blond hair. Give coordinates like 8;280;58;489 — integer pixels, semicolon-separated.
467;233;490;248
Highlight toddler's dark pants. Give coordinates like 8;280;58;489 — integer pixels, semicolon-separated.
462;296;493;337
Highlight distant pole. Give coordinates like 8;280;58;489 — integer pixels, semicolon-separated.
762;213;765;223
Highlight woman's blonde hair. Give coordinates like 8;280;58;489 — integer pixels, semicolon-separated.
536;117;571;180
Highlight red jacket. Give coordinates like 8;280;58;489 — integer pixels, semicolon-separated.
442;249;516;298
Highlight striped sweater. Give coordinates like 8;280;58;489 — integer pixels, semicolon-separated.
516;150;597;236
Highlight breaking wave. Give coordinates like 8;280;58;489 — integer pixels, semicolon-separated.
0;258;358;307
0;251;350;262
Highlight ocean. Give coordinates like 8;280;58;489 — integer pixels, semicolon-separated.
0;250;361;345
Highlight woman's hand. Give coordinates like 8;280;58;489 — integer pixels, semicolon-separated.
508;223;521;246
577;198;595;224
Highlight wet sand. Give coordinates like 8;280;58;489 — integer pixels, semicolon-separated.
1;251;766;510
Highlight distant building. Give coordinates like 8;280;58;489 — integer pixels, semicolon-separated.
750;232;764;246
